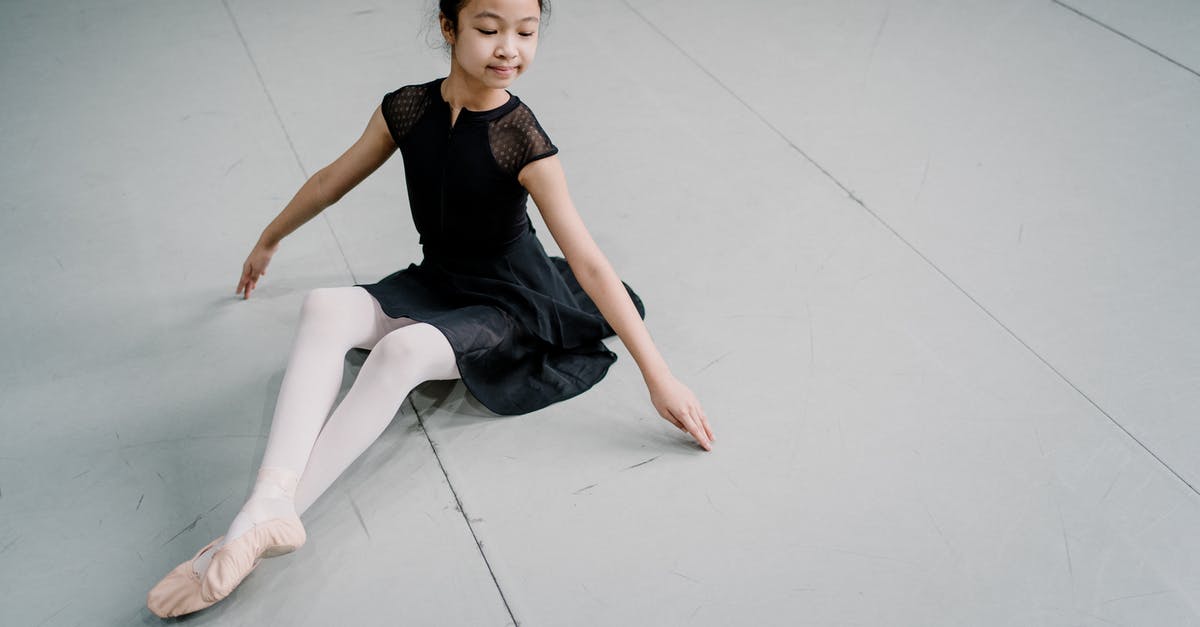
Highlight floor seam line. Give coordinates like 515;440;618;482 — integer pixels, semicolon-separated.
219;0;359;284
1050;0;1200;80
411;398;520;627
621;0;1200;498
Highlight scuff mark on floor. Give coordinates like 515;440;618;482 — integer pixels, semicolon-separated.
348;494;371;540
671;570;700;584
696;351;733;374
573;483;597;495
624;455;660;470
914;156;931;206
161;515;202;548
921;500;957;559
1055;501;1074;583
206;493;231;514
0;536;19;556
34;600;71;627
1099;457;1131;503
1100;590;1169;605
807;303;815;369
136;494;144;511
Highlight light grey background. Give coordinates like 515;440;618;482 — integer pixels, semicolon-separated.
1;0;1198;625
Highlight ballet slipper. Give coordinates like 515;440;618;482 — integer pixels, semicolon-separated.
200;515;306;603
146;535;259;618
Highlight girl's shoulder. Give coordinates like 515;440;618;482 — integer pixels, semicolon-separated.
489;101;559;176
380;78;441;145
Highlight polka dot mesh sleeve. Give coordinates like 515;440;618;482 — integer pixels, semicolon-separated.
489;103;559;177
381;84;429;146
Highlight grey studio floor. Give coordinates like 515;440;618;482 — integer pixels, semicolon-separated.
2;1;1199;626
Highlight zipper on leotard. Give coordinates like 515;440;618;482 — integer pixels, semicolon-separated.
441;118;454;239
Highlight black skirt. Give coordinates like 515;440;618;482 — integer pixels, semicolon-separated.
354;224;645;415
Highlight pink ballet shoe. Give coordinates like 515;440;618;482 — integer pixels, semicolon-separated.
200;515;306;603
146;535;259;618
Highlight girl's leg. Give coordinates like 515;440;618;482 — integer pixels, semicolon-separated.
292;320;460;515
200;319;459;591
194;286;408;575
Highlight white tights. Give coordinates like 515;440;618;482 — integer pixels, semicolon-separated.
194;286;460;575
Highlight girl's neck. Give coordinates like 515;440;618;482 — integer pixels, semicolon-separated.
441;64;511;112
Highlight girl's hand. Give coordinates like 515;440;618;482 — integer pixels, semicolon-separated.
649;374;715;451
236;240;278;300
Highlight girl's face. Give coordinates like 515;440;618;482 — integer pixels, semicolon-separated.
443;0;541;91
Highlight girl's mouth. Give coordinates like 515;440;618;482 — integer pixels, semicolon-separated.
489;66;516;76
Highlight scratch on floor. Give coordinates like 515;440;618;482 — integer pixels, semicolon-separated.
1136;501;1184;538
206;493;232;514
867;4;891;69
136;494;143;510
806;303;815;368
161;514;202;548
921;501;957;558
0;536;19;556
223;158;243;176
348;494;371;540
829;547;919;567
696;350;733;375
624;455;660;470
1100;590;1169;605
1099;457;1131;503
914;156;931;205
573;483;598;495
1055;502;1074;582
72;469;89;479
671;570;700;584
34;601;71;627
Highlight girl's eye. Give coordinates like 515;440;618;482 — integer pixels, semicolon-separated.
477;29;497;35
519;31;535;37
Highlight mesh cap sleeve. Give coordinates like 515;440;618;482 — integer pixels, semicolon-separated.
381;84;429;147
489;104;559;177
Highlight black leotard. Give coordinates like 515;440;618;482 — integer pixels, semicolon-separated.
355;77;645;415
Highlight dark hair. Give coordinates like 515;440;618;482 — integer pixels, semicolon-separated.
438;0;551;35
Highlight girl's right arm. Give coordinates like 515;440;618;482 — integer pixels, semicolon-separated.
237;104;397;299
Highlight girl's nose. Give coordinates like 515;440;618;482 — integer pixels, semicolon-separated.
496;36;516;58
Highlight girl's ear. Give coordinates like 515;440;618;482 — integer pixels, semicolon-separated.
439;13;456;46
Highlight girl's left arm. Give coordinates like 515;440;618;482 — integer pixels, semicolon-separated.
520;156;714;451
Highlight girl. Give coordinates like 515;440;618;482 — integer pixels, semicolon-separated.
148;0;713;617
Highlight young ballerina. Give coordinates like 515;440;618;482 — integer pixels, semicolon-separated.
147;0;713;617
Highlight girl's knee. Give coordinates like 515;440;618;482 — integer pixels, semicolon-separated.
366;325;459;381
369;327;423;366
300;287;366;321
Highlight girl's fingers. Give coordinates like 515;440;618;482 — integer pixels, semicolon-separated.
700;407;714;440
678;407;710;450
665;407;685;431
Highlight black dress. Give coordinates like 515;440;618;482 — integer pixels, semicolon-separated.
354;77;645;416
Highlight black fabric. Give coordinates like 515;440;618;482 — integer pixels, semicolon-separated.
355;77;645;415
